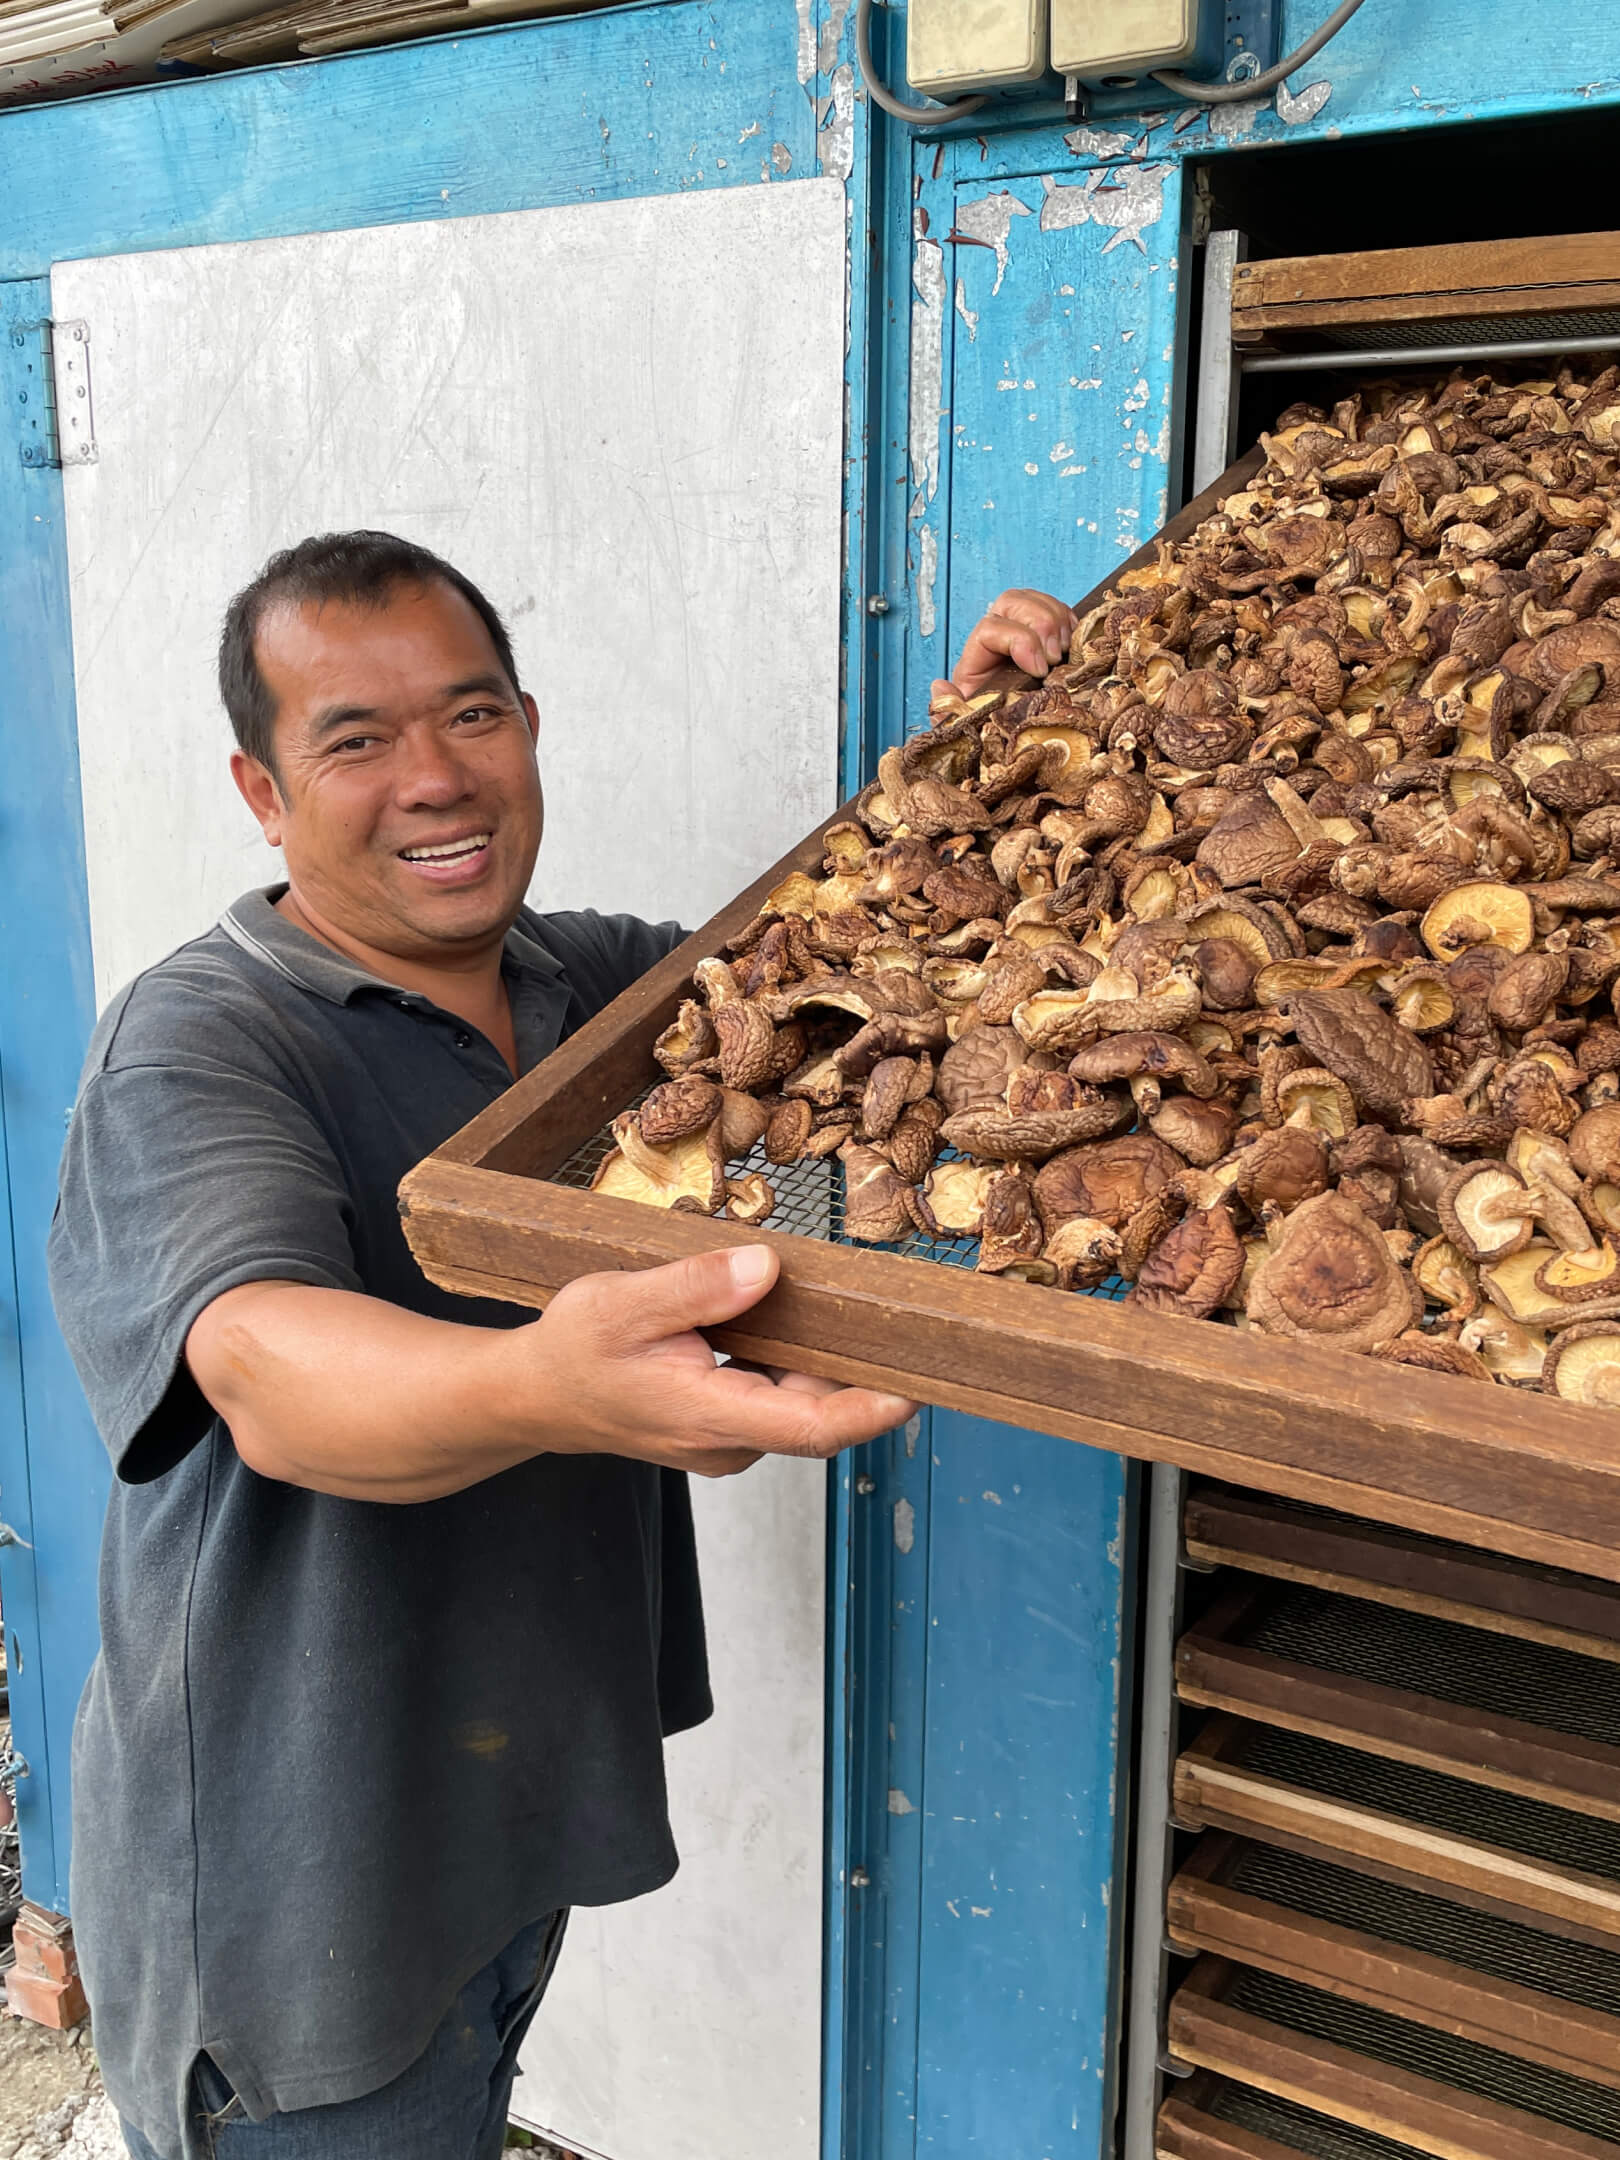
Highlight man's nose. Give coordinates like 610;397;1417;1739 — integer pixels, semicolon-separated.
396;729;476;808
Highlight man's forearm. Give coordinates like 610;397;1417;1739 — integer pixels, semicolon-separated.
188;1282;540;1502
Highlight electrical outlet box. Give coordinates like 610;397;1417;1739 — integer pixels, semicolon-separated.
907;0;1049;95
1049;0;1220;81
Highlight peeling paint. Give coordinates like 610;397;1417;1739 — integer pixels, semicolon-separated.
954;277;978;341
916;526;938;641
737;118;760;143
1088;163;1171;254
893;1495;917;1553
816;0;850;77
1064;122;1132;158
1037;172;1092;234
1209;90;1267;140
888;1788;915;1816
908;231;946;503
794;0;814;82
1276;76;1333;125
982;1489;1002;1504
1048;440;1074;461
771;140;793;174
818;61;855;181
953;188;1030;295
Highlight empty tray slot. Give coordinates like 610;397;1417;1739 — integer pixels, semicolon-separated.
1168;1957;1620;2160
1177;1583;1620;1822
1159;2072;1438;2160
1173;1719;1620;1952
1169;1834;1620;2089
1182;1489;1620;1666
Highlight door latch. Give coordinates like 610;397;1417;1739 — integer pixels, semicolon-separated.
14;318;96;470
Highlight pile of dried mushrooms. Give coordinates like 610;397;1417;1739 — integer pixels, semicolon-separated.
594;365;1620;1405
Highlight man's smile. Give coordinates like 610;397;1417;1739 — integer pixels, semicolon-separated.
397;830;494;881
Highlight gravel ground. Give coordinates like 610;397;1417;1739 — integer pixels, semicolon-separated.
0;2014;573;2158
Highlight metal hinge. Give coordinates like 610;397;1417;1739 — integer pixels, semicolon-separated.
14;318;96;470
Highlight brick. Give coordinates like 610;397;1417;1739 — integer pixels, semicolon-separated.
5;1967;88;2030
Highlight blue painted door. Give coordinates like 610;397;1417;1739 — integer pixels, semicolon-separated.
827;137;1193;2160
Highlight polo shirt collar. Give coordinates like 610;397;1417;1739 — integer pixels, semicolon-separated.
221;887;566;1008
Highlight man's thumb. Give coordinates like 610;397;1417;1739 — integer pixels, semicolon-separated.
619;1244;780;1341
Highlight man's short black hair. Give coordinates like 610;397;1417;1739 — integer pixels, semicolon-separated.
218;531;522;777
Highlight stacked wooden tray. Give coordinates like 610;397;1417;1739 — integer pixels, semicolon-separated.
1161;1489;1620;2160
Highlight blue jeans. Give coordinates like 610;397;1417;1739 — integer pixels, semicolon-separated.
122;1911;568;2160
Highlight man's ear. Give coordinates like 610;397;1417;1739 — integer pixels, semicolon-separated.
231;750;288;849
522;691;540;747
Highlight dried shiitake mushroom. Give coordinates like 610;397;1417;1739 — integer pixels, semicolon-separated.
601;362;1620;1396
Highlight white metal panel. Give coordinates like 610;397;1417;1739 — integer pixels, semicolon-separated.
516;1455;827;2159
52;180;842;2160
51;177;845;1006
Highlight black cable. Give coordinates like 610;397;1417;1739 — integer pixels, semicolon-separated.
853;0;986;126
1152;0;1367;102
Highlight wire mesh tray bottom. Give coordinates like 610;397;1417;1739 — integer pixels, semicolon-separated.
1227;1724;1620;1886
1197;2084;1429;2160
550;1102;1129;1299
1224;1969;1620;2142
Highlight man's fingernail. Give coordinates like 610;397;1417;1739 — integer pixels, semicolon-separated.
729;1245;773;1290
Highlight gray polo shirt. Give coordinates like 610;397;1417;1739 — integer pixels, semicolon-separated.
48;890;710;2160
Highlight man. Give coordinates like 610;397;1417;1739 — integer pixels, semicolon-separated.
49;531;1074;2160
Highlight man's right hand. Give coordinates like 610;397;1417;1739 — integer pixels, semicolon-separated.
520;1244;916;1478
189;1251;915;1502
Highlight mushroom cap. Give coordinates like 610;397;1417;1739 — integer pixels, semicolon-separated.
1412;1233;1480;1317
1420;879;1536;962
1148;1094;1238;1168
1535;1240;1620;1304
592;1113;726;1216
839;1142;923;1244
1542;1321;1620;1404
725;1173;778;1226
1438;1161;1534;1262
922;1159;999;1236
936;1026;1031;1115
1230;1125;1332;1212
1067;1030;1219;1099
1288;988;1434;1120
641;1076;725;1145
1033;1132;1184;1234
1376;1331;1494;1383
1246;1190;1421;1353
939;1091;1129;1163
1127;1207;1245;1319
1571;1102;1620;1182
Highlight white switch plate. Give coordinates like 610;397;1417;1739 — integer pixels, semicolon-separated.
907;0;1048;94
1049;0;1208;77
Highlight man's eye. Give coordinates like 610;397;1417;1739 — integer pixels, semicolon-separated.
333;735;378;754
452;706;500;727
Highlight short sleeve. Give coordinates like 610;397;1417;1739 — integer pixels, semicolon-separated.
48;1057;362;1484
526;910;687;1021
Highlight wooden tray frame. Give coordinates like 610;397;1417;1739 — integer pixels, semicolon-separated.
1229;232;1620;343
1165;1956;1619;2160
1167;1832;1620;2093
1181;1488;1620;1666
1176;1582;1620;1826
399;444;1620;1586
1173;1716;1620;1957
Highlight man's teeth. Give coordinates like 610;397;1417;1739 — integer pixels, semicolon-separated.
402;835;491;862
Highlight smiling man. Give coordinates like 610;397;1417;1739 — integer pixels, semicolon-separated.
48;531;1073;2160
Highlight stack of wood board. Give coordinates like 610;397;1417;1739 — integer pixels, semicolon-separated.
159;0;591;64
1162;1488;1620;2160
0;0;244;100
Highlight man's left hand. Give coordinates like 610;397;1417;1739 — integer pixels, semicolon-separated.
934;587;1075;701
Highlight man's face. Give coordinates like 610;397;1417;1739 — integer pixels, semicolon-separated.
233;579;543;960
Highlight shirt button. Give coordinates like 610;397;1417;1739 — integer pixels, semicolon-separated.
454;1029;473;1049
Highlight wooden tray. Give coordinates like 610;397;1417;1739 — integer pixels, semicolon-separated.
1173;1717;1620;1957
1158;2071;1433;2160
1229;232;1620;344
1166;1955;1620;2160
397;444;1620;1586
1176;1581;1620;1825
1168;1833;1620;2093
1182;1489;1620;1666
